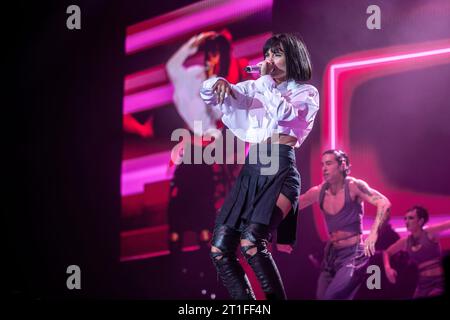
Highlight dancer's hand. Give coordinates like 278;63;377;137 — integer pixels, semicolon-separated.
212;79;236;104
364;232;378;257
385;267;398;284
276;244;293;254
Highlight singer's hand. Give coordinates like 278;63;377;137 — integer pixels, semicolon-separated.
259;60;275;76
212;79;236;104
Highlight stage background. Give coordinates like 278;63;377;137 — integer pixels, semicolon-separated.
7;0;450;300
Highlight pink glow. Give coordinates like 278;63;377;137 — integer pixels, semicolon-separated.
120;246;202;262
124;66;169;94
124;32;270;95
125;0;272;54
326;43;450;149
329;65;337;149
248;57;262;66
121;225;167;237
121;151;173;196
232;33;272;58
123;34;269;114
182;245;201;252
120;250;170;262
123;84;173;114
362;215;450;237
311;41;450;242
120;246;201;262
332;47;450;69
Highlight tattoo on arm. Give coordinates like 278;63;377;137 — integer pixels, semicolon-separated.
374;207;390;231
356;181;373;197
355;180;390;232
371;195;382;202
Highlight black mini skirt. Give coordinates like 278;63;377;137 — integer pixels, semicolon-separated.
216;143;301;245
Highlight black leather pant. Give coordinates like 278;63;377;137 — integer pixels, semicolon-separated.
210;211;286;300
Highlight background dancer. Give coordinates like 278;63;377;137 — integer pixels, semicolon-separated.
298;149;391;299
383;206;450;298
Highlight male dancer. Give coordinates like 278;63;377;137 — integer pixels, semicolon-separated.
299;150;391;299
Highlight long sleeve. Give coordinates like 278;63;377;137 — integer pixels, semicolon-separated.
254;75;319;123
166;45;221;137
200;77;254;114
201;76;318;117
200;76;320;147
166;41;194;83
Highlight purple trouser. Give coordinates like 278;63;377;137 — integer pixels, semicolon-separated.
413;275;445;298
316;242;369;300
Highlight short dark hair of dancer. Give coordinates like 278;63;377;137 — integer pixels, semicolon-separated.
322;149;351;177
263;33;312;82
408;205;429;226
204;34;231;79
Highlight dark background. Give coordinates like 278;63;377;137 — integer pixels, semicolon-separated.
6;0;450;301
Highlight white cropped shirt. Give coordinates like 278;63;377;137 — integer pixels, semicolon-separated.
166;45;222;137
200;75;319;148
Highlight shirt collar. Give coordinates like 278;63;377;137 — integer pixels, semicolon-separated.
276;80;288;91
276;79;298;92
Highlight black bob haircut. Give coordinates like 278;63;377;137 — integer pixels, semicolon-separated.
263;33;312;82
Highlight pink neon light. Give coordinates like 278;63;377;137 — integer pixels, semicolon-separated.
126;0;272;54
123;33;269;114
121;225;167;237
327;45;450;149
124;66;169;94
123;58;263;114
332;48;450;69
329;65;337;149
120;250;170;262
232;32;272;58
120;214;450;262
123;84;174;114
121;151;173;196
362;215;450;237
120;245;202;262
182;245;201;252
311;42;450;242
124;33;270;95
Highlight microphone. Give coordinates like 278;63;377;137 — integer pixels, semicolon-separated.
244;65;261;74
